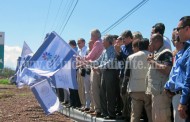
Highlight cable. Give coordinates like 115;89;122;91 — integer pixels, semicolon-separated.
58;0;75;33
54;0;69;31
42;0;52;37
102;0;149;35
60;0;78;35
50;0;64;30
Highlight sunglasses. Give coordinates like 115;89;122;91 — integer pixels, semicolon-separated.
174;25;189;32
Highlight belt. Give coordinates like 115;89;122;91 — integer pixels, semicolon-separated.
165;89;182;96
174;90;182;95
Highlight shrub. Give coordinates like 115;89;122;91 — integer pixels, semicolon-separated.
0;79;9;84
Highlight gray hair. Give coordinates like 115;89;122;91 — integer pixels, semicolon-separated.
133;31;143;40
91;29;101;39
103;34;114;45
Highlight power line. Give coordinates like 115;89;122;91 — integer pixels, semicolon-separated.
54;0;69;31
58;0;75;33
50;0;64;30
60;0;78;35
42;0;52;37
101;0;149;35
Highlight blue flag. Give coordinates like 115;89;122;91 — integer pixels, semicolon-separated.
16;41;33;87
51;57;78;89
17;31;77;86
30;79;61;115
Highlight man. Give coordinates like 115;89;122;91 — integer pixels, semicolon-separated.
114;30;133;119
76;38;89;111
90;35;117;119
151;23;172;50
122;39;152;122
132;31;143;41
84;29;104;116
164;16;190;122
146;34;173;122
67;40;81;108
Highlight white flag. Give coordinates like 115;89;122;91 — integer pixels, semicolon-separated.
17;31;77;86
51;58;78;89
30;79;62;115
21;41;33;57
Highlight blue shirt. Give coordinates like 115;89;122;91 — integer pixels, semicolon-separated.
117;43;133;78
164;40;190;105
92;45;116;69
117;43;133;61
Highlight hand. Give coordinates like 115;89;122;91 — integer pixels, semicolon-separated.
178;103;188;119
163;89;173;98
92;67;100;72
147;54;154;64
114;44;121;54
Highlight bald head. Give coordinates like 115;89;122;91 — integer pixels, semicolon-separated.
149;33;163;52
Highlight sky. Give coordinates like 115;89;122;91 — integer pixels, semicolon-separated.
0;0;190;69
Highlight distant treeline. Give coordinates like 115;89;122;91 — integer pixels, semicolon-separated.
0;67;15;78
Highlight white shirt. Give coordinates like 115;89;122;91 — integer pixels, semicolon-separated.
78;46;88;57
163;36;172;51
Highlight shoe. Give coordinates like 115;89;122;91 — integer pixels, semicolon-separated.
91;112;102;117
84;108;90;112
81;108;90;112
104;116;116;119
78;107;85;111
66;104;73;108
62;101;69;105
85;109;95;113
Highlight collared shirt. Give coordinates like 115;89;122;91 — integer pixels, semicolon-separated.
78;46;88;57
85;40;104;61
117;43;133;78
92;45;116;69
164;40;190;105
117;43;133;61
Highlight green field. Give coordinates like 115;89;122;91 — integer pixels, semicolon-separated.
0;79;9;84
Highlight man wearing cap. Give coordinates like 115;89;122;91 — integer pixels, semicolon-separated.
164;16;190;122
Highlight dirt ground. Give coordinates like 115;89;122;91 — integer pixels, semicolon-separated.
0;84;72;122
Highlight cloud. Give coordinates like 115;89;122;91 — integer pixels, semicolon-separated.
4;45;22;69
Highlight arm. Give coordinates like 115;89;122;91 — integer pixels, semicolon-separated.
121;58;130;95
148;52;173;76
97;51;115;69
149;60;172;75
178;52;190;119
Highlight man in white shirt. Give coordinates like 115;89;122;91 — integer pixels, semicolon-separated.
77;38;89;110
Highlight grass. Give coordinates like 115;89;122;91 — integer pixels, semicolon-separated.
0;79;10;84
0;91;14;99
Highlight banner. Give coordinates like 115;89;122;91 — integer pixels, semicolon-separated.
17;31;77;86
21;41;33;57
30;79;61;115
51;57;78;89
16;41;33;87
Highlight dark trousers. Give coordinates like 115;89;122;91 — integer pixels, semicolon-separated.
115;70;123;113
69;88;81;108
186;102;190;122
100;69;117;117
56;88;64;102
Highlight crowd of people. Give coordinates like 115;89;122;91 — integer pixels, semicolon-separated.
56;16;190;122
